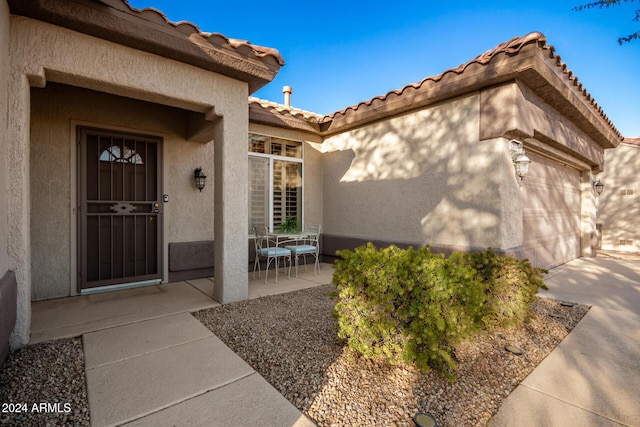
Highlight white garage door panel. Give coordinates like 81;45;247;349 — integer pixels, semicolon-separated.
523;153;581;269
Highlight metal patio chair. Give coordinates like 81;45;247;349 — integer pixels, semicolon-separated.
252;226;291;283
284;224;321;277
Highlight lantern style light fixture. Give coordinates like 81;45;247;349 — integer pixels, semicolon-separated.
593;179;604;195
194;167;207;192
510;140;532;181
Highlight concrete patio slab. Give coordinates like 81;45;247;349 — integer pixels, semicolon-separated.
489;386;626;427
83;313;213;369
121;372;316;427
249;263;333;299
85;333;254;427
31;281;220;344
185;277;214;298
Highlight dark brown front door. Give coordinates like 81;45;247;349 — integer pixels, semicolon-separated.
78;127;163;292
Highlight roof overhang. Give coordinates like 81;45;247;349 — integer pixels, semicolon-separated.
8;0;284;93
318;33;622;150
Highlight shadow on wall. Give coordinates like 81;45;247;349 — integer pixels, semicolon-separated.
533;257;640;426
521;153;583;269
0;271;17;364
321;96;508;255
600;144;640;252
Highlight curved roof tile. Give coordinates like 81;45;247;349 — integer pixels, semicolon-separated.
323;31;620;138
249;97;323;121
114;0;285;66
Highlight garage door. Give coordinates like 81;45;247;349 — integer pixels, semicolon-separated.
522;152;581;269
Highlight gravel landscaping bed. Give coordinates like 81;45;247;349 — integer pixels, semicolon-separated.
194;284;589;427
0;337;89;427
0;283;587;427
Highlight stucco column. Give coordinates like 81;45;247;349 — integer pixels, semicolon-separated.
0;0;10;277
7;70;33;348
581;171;597;258
213;111;249;303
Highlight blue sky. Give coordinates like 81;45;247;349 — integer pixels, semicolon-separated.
128;0;640;137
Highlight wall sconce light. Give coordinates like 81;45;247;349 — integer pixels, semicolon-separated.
593;179;604;195
194;167;207;192
509;140;532;181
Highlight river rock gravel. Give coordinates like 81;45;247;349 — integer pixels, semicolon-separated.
0;337;89;427
194;284;588;427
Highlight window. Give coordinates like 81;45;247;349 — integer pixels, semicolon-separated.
248;133;303;232
100;144;144;164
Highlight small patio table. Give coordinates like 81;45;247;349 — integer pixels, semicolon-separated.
267;232;313;248
270;231;319;277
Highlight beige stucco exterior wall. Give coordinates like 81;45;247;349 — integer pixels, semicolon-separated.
481;82;605;172
8;15;250;346
0;1;9;276
481;81;603;263
30;84;216;300
599;143;640;252
248;123;324;228
321;93;522;252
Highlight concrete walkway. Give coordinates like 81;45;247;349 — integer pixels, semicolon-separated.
489;255;640;427
31;265;333;427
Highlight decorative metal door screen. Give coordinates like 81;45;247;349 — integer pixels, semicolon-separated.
78;127;163;291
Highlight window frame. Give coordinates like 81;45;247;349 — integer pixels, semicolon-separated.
248;133;304;234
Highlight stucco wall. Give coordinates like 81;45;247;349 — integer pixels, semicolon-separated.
321;94;520;251
599;143;640;252
0;0;10;276
30;83;216;300
481;82;605;171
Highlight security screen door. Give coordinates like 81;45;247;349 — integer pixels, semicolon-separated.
78;127;163;292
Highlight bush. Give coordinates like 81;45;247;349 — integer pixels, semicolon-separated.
331;244;547;378
465;248;547;328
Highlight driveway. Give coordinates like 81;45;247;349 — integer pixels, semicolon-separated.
490;254;640;426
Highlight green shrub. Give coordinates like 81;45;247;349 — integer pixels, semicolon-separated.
464;248;547;328
331;244;547;378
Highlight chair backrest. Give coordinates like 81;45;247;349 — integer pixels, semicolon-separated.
253;226;268;252
303;224;321;249
304;224;321;234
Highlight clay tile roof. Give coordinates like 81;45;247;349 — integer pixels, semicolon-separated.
323;31;621;139
249;97;324;122
8;0;284;92
116;0;284;66
323;32;547;121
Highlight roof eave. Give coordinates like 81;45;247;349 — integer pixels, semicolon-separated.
319;49;537;136
320;36;622;150
248;102;321;134
521;49;621;149
8;0;282;93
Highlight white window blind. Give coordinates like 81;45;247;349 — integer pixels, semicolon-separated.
249;156;269;230
248;133;303;232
